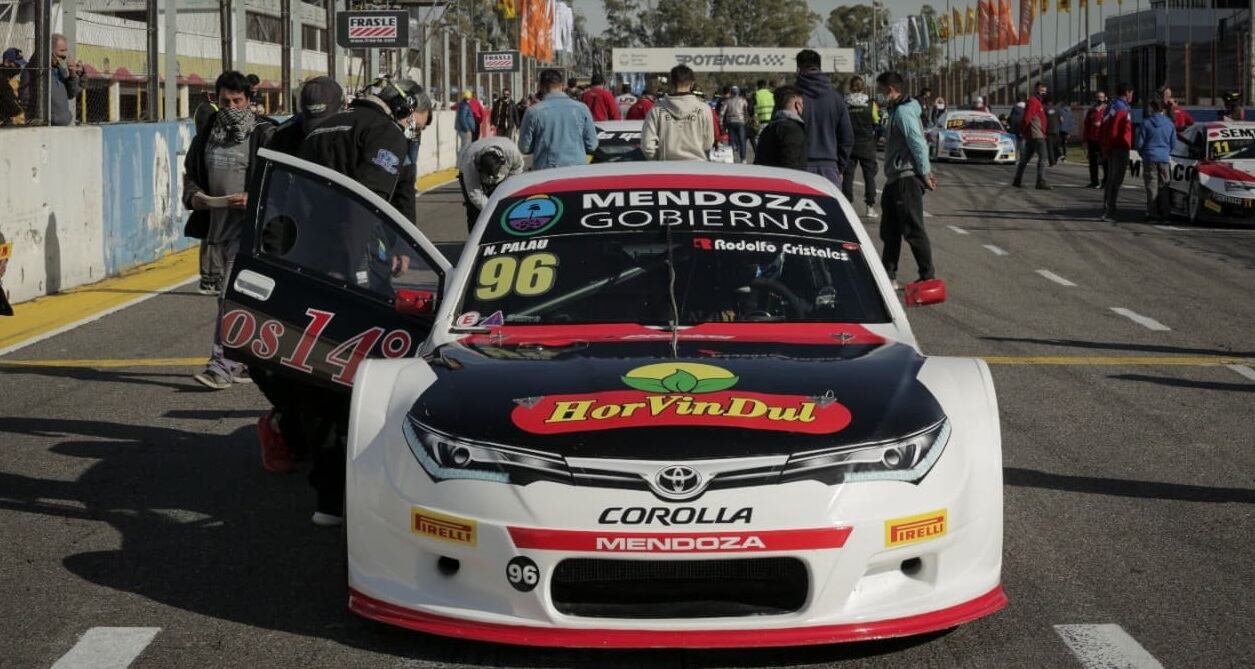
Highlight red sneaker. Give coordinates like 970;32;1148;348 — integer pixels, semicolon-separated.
258;410;295;474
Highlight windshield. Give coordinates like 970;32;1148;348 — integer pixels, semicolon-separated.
592;130;644;163
456;186;890;327
946;117;1003;131
1210;137;1255;160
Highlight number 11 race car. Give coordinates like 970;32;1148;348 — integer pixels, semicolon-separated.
1130;120;1255;225
344;163;1006;647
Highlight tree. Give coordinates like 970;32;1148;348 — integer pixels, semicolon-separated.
600;0;819;48
826;3;890;49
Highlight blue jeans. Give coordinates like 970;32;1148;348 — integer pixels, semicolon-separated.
806;162;843;190
727;122;747;162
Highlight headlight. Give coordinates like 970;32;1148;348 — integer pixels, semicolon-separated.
780;419;951;485
403;417;569;484
942;131;961;144
1224;180;1251;192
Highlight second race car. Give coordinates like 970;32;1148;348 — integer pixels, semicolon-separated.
591;120;645;163
926;110;1017;164
1130;120;1255;225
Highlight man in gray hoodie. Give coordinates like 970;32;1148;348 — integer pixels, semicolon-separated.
641;65;714;162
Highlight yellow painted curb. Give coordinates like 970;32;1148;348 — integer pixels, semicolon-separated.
417;168;459;193
0;247;199;353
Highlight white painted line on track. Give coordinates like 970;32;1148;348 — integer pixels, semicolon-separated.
1155;224;1185;232
983;244;1010;256
1036;269;1077;286
0;276;197;358
1054;624;1164;669
51;627;161;669
1110;308;1171;331
946;225;969;235
1227;364;1255;383
923;210;935;218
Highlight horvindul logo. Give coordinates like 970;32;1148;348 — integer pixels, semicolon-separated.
510;362;852;435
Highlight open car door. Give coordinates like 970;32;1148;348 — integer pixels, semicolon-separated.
221;148;451;392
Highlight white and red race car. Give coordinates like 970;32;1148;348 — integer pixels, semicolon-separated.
1131;120;1255;224
341;162;1006;648
925;111;1018;164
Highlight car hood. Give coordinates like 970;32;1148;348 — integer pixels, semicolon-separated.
407;324;945;460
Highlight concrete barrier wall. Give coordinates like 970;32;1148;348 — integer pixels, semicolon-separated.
0;111;462;307
101;122;197;275
0;127;106;305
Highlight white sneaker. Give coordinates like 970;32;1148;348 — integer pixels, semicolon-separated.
311;512;344;527
865;205;878;219
891;279;901;290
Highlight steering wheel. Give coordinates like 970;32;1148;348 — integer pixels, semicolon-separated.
744;277;809;320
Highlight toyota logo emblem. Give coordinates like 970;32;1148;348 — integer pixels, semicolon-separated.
653;465;705;501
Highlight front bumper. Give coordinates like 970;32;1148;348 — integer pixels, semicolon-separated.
938;144;1017;163
345;417;1004;647
349;584;1006;648
1196;187;1255;224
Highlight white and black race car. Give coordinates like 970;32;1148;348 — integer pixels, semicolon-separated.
334;162;1006;647
1130;120;1255;225
592;120;645;164
926;111;1017;164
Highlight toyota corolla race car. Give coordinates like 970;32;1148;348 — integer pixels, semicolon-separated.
218;151;1004;647
926;111;1017;163
1129;121;1255;225
591;120;645;163
331;162;1007;647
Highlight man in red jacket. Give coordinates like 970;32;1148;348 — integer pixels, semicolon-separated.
1012;81;1051;190
581;73;620;122
1159;86;1194;132
1100;82;1135;222
626;90;655;119
1082;90;1108;188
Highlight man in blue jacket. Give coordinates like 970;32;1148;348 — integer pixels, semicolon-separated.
518;68;599;169
877;71;937;288
793;49;854;188
1135;98;1176;222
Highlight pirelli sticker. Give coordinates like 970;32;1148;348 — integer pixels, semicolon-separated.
885;509;947;548
412;507;477;546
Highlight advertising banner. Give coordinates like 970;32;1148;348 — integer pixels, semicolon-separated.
611;48;855;74
336;11;409;49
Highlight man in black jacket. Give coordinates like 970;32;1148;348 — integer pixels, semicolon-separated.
754;86;807;171
793;49;854;188
182;71;275;387
842;75;880;218
290;78;430;526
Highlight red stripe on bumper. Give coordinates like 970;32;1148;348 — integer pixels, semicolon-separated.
348;585;1007;648
507;526;852;553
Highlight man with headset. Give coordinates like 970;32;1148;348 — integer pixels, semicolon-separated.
258;78;433;526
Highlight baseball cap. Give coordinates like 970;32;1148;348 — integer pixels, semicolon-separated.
2;48;27;67
300;76;343;121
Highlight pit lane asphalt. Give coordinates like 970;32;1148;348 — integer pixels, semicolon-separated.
2;161;1253;669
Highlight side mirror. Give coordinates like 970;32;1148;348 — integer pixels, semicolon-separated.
395;288;437;316
904;278;947;307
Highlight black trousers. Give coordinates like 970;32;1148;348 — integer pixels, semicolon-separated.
841;150;878;206
1087;141;1107;186
252;368;349;514
880;177;934;281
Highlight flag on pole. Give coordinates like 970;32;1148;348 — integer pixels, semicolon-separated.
1019;0;1035;44
967;6;977;34
953;7;963;33
1040;0;1048;13
978;0;991;50
1079;0;1087;8
1058;0;1069;12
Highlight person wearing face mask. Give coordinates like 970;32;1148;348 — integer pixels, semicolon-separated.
458;136;525;230
1082;90;1109;188
1012;81;1051;190
183;71;276;383
876;71;937;290
753;85;807;170
291;78;433;526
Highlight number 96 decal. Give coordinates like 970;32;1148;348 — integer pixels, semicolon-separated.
506;556;540;592
475;253;559;301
